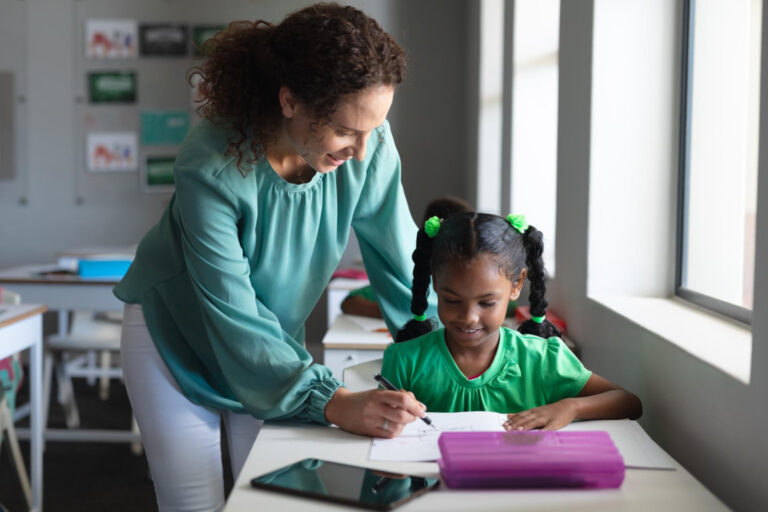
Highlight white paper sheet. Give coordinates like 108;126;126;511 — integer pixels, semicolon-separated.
369;412;676;470
369;411;505;462
345;314;389;332
561;419;675;469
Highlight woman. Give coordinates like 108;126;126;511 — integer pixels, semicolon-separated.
115;4;433;510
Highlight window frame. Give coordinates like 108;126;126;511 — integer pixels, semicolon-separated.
675;0;753;326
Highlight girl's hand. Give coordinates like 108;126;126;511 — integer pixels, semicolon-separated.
504;399;577;431
324;387;426;438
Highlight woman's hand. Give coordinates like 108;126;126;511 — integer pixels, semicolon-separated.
504;399;577;431
324;387;426;438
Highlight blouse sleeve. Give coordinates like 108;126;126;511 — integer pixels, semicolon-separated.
352;123;438;335
541;337;592;404
174;166;341;424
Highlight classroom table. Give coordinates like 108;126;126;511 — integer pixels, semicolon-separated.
224;422;729;512
0;304;46;512
0;264;138;443
321;314;392;380
0;264;123;335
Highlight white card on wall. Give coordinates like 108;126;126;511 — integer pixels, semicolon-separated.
85;19;138;59
86;132;137;172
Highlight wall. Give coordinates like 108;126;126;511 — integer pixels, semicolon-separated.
553;1;767;510
0;0;473;348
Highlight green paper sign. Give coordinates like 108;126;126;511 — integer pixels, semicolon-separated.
88;71;136;103
140;110;190;146
192;25;224;56
146;156;175;186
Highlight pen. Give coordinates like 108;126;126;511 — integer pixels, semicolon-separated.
373;373;438;431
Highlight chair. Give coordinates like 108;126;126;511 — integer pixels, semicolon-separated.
43;310;142;454
342;358;383;392
0;287;32;509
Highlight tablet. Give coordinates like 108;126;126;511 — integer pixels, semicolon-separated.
250;458;440;511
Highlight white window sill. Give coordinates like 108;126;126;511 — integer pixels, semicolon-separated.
588;295;751;384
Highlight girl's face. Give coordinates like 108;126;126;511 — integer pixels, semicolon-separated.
433;254;524;351
280;84;395;174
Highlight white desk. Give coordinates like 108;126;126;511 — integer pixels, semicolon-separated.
0;264;138;444
0;264;123;334
322;314;392;379
0;304;46;512
224;422;729;512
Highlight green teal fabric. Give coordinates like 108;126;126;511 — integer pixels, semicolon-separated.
347;285;377;303
114;119;434;424
381;327;590;413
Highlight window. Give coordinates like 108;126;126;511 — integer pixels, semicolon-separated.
476;0;560;273
476;0;504;214
677;0;762;324
509;0;560;273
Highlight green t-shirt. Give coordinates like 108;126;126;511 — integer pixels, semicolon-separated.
347;285;377;302
381;326;590;413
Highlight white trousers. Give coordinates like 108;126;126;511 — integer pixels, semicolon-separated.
121;303;263;512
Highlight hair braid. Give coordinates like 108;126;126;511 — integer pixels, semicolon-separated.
395;229;436;342
518;226;561;338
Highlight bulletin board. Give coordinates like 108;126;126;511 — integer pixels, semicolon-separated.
0;0;28;204
71;0;221;204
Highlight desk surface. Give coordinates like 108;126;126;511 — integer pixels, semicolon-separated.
0;264;122;285
322;314;392;350
225;423;728;512
0;303;48;329
0;264;123;313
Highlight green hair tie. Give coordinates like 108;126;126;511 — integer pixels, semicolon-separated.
530;314;545;324
413;313;427;321
506;214;529;234
424;216;442;238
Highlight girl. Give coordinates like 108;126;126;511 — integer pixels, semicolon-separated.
382;212;642;431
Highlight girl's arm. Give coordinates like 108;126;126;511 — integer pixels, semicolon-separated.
505;373;642;431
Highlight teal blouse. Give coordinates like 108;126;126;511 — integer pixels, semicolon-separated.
114;118;432;425
381;327;590;413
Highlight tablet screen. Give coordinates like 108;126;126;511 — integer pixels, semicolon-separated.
250;458;440;511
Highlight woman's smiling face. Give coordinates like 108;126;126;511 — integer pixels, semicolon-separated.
433;253;524;351
281;84;395;174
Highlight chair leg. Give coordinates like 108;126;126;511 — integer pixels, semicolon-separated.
99;350;111;401
0;398;32;510
86;350;97;386
130;415;143;455
55;353;80;429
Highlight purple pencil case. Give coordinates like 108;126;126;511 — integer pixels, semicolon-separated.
437;430;625;489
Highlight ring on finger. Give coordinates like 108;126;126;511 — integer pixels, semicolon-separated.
382;419;389;432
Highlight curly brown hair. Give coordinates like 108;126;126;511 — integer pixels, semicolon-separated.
189;3;407;173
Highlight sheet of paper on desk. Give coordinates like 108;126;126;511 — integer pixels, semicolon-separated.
369;412;675;470
345;314;389;332
561;419;675;470
369;411;506;462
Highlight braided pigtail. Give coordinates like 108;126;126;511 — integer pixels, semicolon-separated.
395;226;438;342
518;225;561;339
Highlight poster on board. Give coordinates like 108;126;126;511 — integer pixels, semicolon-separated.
86;132;137;172
87;71;137;103
191;25;225;56
140;110;190;146
143;155;176;192
85;19;138;58
139;24;188;56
